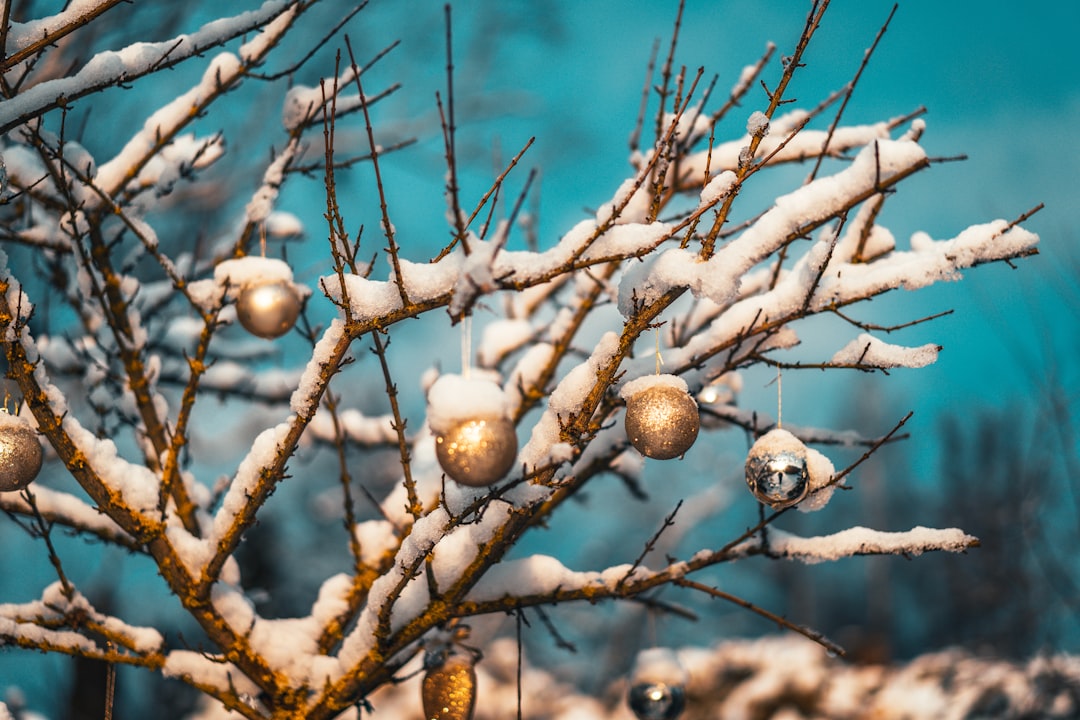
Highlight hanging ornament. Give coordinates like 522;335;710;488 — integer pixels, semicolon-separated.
744;427;810;509
0;409;43;492
215;256;304;340
236;279;302;339
422;651;477;720
621;375;699;460
429;375;518;487
627;648;687;720
435;416;517;487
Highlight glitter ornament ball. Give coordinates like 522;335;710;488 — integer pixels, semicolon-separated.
435;416;517;487
745;428;810;509
0;410;43;492
627;682;687;720
624;382;700;460
422;653;477;720
236;279;302;339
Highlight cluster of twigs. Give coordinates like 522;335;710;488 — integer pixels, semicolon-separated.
0;1;1040;718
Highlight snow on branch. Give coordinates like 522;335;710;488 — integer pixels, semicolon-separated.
1;0;128;71
0;485;139;549
0;0;305;135
830;332;940;369
746;526;979;564
0;581;164;661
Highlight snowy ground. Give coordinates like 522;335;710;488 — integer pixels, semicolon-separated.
139;635;1079;720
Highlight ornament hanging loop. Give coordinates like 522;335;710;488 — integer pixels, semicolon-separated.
777;368;783;428
654;327;664;375
462;315;472;380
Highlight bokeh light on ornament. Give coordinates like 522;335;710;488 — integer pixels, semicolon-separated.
627;682;686;720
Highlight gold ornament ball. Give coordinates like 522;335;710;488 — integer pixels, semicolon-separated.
745;429;810;509
0;415;43;492
435;416;518;487
624;385;700;459
422;653;477;720
236;279;301;339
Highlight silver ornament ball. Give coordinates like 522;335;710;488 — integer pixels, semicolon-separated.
0;415;43;492
627;682;686;720
435;416;518;487
236;279;302;339
745;429;810;509
624;385;700;460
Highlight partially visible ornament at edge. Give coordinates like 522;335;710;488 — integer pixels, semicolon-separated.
628;682;687;720
0;409;43;492
622;375;700;460
236;278;302;339
745;427;810;509
422;651;477;720
435;416;517;487
627;647;687;720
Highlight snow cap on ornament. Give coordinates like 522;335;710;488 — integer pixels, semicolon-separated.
621;374;699;460
428;374;518;487
215;256;305;339
0;409;43;492
627;647;687;720
745;427;836;511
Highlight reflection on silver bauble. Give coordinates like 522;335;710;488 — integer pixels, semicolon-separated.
627;682;686;720
0;414;43;492
624;385;700;460
422;653;477;720
236;279;301;339
745;429;810;509
435;416;517;487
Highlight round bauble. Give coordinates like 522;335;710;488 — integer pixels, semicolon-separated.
628;682;686;720
435;416;517;487
0;411;43;492
236;279;301;339
745;428;810;509
422;653;477;720
624;384;700;460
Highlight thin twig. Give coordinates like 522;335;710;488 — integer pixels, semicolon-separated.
674;578;846;656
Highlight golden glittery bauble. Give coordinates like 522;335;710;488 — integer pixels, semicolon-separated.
435;417;517;487
624;385;700;459
745;428;810;509
236;279;301;339
0;413;43;492
422;653;477;720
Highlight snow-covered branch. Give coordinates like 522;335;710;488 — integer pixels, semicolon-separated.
0;1;309;135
